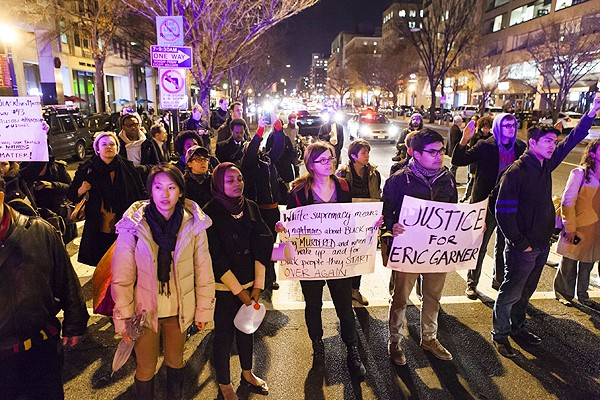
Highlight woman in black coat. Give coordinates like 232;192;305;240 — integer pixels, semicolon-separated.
68;132;147;266
183;145;213;208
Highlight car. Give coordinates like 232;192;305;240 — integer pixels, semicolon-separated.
347;112;401;143
42;105;94;161
539;112;583;133
484;106;503;116
454;105;480;120
296;112;325;137
86;113;119;135
585;125;600;141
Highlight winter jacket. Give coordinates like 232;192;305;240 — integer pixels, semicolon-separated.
185;174;212;209
318;122;345;161
265;127;297;183
556;167;600;262
0;206;88;349
287;176;352;209
382;166;458;234
216;137;245;167
111;199;215;334
336;162;382;200
496;114;594;251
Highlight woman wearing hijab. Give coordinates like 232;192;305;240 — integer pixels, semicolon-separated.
68;132;147;266
203;163;273;400
111;163;215;399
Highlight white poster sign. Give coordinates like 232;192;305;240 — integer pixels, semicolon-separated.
278;202;383;280
0;96;48;161
387;196;487;273
156;16;184;46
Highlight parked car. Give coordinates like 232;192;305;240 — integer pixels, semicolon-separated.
42;105;94;161
454;105;479;120
86;112;119;135
539;112;583;133
585;124;600;141
347;112;400;143
484;106;503;116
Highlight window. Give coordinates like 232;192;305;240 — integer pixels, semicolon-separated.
399;10;406;17
509;0;551;26
409;10;417;17
507;62;537;79
556;0;589;11
486;0;509;11
74;32;81;47
59;21;68;44
581;13;600;34
493;14;503;32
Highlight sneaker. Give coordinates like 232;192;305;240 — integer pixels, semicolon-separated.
346;346;366;378
493;337;516;358
465;287;478;300
352;289;369;306
388;341;406;366
312;339;325;363
511;328;541;346
420;338;453;361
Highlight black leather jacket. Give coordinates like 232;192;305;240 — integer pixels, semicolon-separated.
0;206;88;348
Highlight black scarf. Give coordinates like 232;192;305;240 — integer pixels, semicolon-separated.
408;158;446;183
89;155;143;214
144;201;184;296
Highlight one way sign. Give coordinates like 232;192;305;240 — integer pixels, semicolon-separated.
150;46;192;69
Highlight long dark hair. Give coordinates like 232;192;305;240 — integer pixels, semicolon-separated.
580;138;600;183
146;163;186;204
291;141;335;196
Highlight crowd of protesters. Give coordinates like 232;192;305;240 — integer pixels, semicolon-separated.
1;95;600;399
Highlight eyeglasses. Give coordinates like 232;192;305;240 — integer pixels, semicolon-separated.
191;156;209;163
421;148;446;157
314;157;337;165
501;123;517;129
124;122;140;128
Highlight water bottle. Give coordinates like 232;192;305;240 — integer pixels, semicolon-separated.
233;301;266;334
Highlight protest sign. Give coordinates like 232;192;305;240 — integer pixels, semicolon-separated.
387;196;487;273
0;96;48;161
278;202;383;280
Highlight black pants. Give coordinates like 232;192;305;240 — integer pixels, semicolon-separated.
258;207;281;286
213;291;254;385
0;336;64;400
351;276;361;290
300;278;357;347
467;210;505;288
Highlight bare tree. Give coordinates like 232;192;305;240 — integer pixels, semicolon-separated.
126;0;319;113
460;45;509;112
349;55;380;92
327;66;353;108
377;54;409;116
395;0;476;122
13;0;130;113
524;18;600;123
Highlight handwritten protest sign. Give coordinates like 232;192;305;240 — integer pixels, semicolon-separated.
387;196;487;273
278;202;383;280
0;96;48;161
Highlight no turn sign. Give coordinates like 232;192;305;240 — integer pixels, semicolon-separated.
159;68;187;109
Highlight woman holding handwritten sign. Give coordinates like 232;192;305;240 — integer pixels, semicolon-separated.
280;141;367;379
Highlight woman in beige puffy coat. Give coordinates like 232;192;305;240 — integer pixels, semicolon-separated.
554;139;600;306
111;163;215;399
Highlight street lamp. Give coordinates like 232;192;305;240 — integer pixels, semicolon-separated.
0;23;18;96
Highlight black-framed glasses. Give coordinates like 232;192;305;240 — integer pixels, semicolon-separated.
191;156;210;163
124;122;140;128
421;148;446;157
315;157;337;165
501;123;517;129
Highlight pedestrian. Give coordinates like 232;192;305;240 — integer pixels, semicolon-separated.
491;94;600;358
159;111;173;155
280;141;367;379
451;113;526;299
448;115;463;179
242;113;285;291
393;113;423;162
460;116;493;203
383;128;457;366
118;114;156;178
68;132;147;266
184;145;213;209
203;163;273;400
216;119;247;167
111;163;215;399
0;175;89;399
217;102;250;143
283;113;301;178
265;113;299;189
173;130;205;174
554;138;600;306
211;98;229;133
142;124;170;166
318;110;345;167
184;104;212;152
336;139;382;305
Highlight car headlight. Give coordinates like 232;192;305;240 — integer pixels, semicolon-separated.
359;125;372;136
388;125;399;135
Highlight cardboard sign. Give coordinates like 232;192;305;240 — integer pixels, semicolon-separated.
278;202;383;280
386;196;487;273
0;96;48;161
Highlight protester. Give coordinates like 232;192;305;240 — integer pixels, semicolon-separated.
204;163;273;400
318;110;345;167
142;124;170;165
184;145;213;209
118;113;156;177
217;102;250;143
111;163;215;399
211;98;229;133
393;113;423;162
284;113;301;178
448;115;463;179
68;132;147;266
242;114;284;291
460;116;493;203
451;113;526;299
554;138;600;306
492;94;600;358
159;111;173;155
280;141;367;379
184;104;211;151
0;161;37;215
336;139;382;305
265;114;299;188
216;119;247;167
0;176;89;399
174;130;202;173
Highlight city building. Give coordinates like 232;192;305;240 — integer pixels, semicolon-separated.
309;53;328;96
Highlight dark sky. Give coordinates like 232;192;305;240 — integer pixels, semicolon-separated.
275;0;395;82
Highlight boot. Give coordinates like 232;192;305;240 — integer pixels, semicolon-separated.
167;366;184;400
134;376;154;400
346;345;366;379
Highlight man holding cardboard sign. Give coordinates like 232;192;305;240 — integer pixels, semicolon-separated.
382;129;458;366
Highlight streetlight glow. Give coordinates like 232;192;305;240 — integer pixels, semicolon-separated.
0;24;17;44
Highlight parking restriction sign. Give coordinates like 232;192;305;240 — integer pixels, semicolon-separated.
159;68;187;109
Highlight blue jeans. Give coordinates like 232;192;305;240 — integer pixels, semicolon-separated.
492;243;550;341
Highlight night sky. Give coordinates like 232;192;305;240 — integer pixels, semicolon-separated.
275;0;395;82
